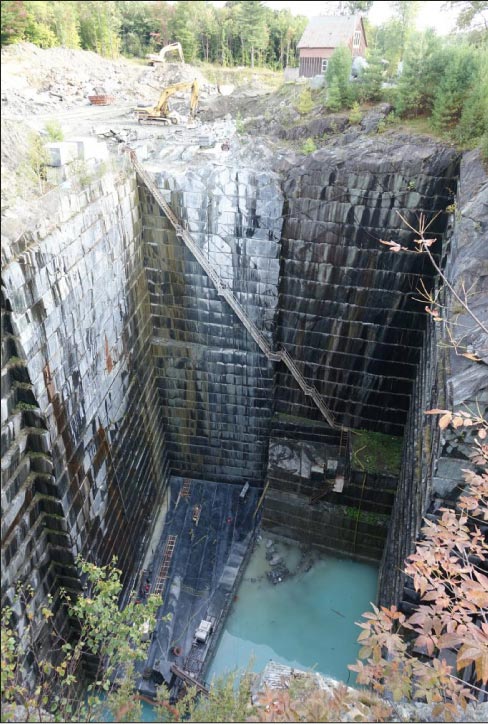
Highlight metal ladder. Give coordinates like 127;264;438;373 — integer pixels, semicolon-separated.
153;534;177;595
128;149;339;430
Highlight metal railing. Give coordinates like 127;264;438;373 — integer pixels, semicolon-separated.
128;149;339;430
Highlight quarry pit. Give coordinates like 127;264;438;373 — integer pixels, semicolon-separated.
1;45;487;704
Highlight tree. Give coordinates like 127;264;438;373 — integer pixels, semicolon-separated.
168;0;199;62
77;0;120;57
455;51;488;142
350;413;488;718
358;47;384;102
447;1;488;31
391;0;420;60
326;45;354;108
47;0;79;48
395;30;445;117
1;557;160;722
236;0;268;68
327;78;343;111
431;44;480;132
345;1;374;12
1;0;30;44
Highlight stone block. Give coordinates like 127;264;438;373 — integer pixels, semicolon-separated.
71;137;101;160
45;142;79;167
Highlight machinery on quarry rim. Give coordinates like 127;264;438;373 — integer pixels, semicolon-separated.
146;42;184;65
134;80;199;125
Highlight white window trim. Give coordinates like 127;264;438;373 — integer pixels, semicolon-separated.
321;58;328;72
353;30;361;48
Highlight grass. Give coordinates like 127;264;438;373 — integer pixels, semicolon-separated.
351;429;403;476
198;62;283;89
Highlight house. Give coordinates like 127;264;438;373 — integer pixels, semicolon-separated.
297;15;367;78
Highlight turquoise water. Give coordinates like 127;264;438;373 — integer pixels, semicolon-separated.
207;538;378;685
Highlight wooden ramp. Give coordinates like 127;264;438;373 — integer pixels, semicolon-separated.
170;663;209;695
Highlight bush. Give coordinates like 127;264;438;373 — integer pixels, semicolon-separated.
348;102;362;124
301;137;316;154
481;132;488;164
295;87;314;115
44;120;64;142
326;79;342;112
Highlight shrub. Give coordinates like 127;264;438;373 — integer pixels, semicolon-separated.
348;102;363;124
301;137;316;154
295;87;314;115
44;120;64;142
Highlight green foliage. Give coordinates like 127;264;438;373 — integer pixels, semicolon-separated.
301;137;316;154
431;44;480;133
192;671;255;722
481;131;488;163
352;430;403;475
348;101;363;124
326;46;354;109
1;557;161;723
169;0;198;63
78;1;120;57
44;119;63;141
326;78;342;112
343;506;389;526
395;30;444;117
295;86;313;115
236;0;268;68
351;414;488;718
235;111;245;134
358;47;384;103
0;1;308;70
391;0;420;60
26;131;49;193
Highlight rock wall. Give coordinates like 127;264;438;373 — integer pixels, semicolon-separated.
274;136;458;435
138;162;283;484
1;162;170;623
379;149;487;606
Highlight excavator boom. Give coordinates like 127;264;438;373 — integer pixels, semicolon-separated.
146;42;184;65
135;80;199;124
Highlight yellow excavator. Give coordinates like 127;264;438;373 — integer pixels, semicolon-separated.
146;42;184;66
135;80;199;124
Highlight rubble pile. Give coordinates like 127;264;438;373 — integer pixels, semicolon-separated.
1;42;214;118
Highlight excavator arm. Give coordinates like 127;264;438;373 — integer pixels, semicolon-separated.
146;42;184;65
135;80;199;123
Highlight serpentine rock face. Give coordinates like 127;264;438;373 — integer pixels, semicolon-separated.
2;166;169;623
273;136;458;434
139;161;284;484
1;130;468;642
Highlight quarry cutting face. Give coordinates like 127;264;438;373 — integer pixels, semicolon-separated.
1;121;467;685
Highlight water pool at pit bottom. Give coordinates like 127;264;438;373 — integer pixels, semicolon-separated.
206;537;378;685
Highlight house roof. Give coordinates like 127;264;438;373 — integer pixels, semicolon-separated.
297;15;363;49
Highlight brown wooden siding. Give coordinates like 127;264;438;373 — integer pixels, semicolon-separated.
299;56;325;78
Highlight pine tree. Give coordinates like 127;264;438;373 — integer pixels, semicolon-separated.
168;0;199;63
358;47;384;102
431;45;479;132
237;0;268;68
326;45;353;109
327;78;342;112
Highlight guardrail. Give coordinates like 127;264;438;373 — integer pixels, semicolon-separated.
127;148;340;430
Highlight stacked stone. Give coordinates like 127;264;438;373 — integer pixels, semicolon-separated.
139;165;284;485
275;138;459;435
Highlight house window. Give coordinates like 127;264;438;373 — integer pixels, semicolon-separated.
353;31;361;48
321;58;328;73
